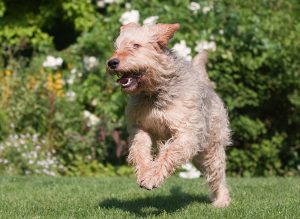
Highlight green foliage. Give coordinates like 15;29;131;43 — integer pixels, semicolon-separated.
63;158;133;177
0;1;5;17
0;0;299;176
62;0;98;31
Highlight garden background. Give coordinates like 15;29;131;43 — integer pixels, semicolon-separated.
0;0;299;178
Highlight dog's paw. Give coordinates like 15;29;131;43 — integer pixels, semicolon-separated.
212;196;231;208
139;177;161;190
137;168;164;190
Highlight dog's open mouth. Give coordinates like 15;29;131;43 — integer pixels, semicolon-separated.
116;72;142;89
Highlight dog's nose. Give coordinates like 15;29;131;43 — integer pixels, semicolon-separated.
107;58;120;69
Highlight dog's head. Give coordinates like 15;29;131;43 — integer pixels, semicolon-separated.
106;22;180;94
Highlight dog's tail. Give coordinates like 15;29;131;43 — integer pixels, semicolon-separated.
192;50;215;88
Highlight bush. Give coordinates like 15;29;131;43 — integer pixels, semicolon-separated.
0;0;299;176
0;132;59;176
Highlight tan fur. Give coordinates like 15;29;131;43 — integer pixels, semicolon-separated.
192;50;215;88
107;23;232;208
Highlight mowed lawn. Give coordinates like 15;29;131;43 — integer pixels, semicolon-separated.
0;176;299;219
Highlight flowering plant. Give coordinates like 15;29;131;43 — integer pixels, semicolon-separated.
0;133;60;176
0;0;299;177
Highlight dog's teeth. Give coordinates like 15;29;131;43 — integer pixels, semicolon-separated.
123;78;132;86
122;78;132;87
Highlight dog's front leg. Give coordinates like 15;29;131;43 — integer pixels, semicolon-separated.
127;129;154;185
139;132;198;190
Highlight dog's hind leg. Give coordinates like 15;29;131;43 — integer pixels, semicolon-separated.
193;144;231;208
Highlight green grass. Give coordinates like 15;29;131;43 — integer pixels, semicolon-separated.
0;176;299;218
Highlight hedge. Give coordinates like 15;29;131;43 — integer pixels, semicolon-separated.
0;0;299;176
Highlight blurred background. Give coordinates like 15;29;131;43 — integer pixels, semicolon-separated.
0;0;299;177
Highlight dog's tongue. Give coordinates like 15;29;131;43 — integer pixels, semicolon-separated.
117;76;130;85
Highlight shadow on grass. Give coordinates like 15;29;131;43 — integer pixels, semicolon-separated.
99;186;209;217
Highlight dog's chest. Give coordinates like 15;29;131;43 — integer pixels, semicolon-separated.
135;106;171;140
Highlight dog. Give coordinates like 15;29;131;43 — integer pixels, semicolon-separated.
106;22;231;208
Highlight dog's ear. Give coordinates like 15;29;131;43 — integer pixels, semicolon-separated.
120;22;139;32
154;23;180;47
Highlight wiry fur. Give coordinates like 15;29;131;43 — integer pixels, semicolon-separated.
107;23;231;208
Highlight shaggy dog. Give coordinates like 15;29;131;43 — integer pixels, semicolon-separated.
106;23;231;208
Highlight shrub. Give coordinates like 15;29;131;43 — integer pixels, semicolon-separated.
0;0;299;176
0;132;59;176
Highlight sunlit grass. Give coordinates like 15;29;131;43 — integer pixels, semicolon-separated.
0;176;299;218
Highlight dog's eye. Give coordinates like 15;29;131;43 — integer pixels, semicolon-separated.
133;44;141;49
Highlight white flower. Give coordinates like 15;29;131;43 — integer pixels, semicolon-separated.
83;56;99;71
71;68;77;74
35;169;41;174
97;0;116;8
104;0;116;3
38;160;48;168
202;5;213;14
9;134;17;141
219;29;224;35
42;56;63;69
0;158;8;164
83;110;100;127
119;10;140;25
67;74;76;85
32;134;39;143
143;16;159;25
66;91;76;102
43;169;50;175
172;40;192;61
30;151;38;159
97;0;106;8
189;2;201;13
86;155;92;161
47;171;56;177
91;99;97;106
179;162;201;179
195;40;217;52
125;3;131;9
